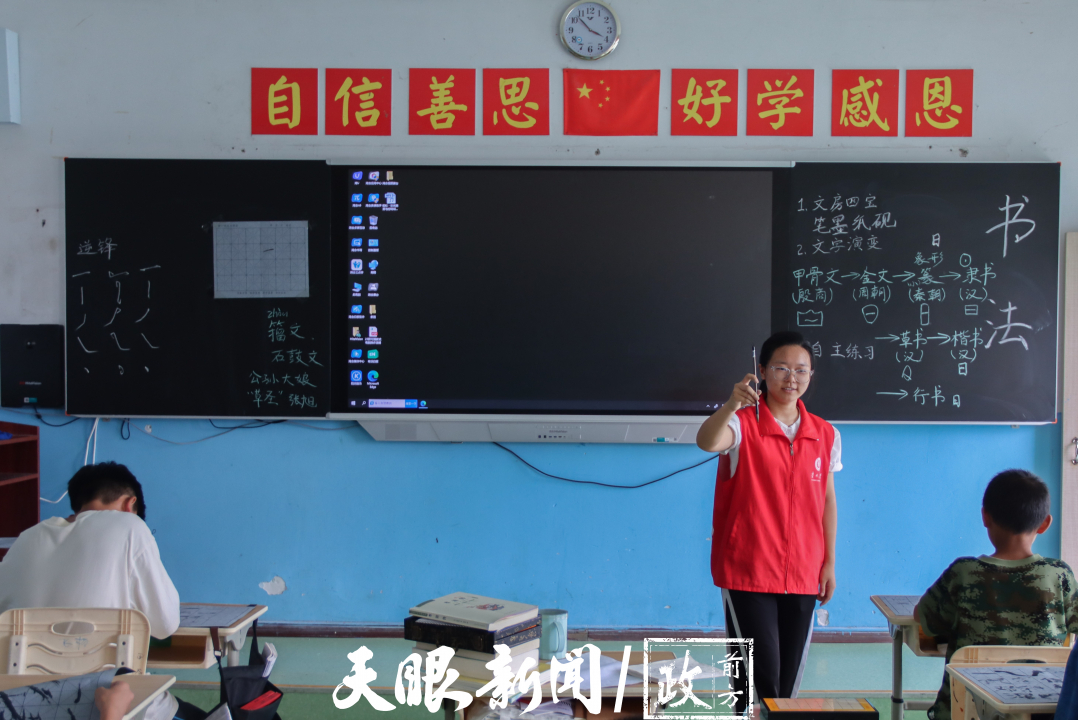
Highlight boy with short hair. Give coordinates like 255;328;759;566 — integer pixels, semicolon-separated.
915;469;1078;720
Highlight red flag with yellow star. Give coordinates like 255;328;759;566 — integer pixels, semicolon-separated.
563;69;659;136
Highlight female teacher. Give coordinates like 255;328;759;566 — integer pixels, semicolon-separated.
696;330;841;712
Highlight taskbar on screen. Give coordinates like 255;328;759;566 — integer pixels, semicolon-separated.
342;399;721;414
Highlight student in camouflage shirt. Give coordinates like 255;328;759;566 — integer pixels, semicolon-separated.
915;469;1078;720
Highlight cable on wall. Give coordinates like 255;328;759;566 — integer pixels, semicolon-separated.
493;442;719;489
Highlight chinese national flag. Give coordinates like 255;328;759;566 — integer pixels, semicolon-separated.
563;69;660;136
905;69;973;137
831;69;899;137
326;69;392;136
483;69;549;136
251;68;318;135
408;68;476;136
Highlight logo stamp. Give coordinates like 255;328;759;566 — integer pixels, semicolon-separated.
643;638;753;720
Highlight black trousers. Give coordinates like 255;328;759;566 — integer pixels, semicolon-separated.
723;589;817;715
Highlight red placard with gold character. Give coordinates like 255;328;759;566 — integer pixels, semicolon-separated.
409;68;476;135
482;69;549;136
746;69;814;137
831;69;898;137
251;68;318;135
326;69;391;136
905;69;973;137
671;69;738;136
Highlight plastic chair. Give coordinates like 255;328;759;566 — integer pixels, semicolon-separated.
948;644;1073;720
0;607;150;675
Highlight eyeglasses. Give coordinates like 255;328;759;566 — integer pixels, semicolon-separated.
768;366;813;381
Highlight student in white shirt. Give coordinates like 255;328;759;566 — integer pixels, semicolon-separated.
0;462;205;720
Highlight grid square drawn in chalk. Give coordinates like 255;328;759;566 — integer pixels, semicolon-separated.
0;669;117;720
643;637;753;720
212;221;309;299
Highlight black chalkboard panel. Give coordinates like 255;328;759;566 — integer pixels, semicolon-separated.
65;159;331;417
777;163;1059;422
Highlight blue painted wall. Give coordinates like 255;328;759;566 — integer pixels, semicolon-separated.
6;407;1060;631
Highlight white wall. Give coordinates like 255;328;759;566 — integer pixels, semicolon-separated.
2;0;1075;325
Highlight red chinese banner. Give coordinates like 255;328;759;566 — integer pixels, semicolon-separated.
746;69;814;137
671;69;737;136
563;69;660;136
482;69;549;136
905;69;973;137
408;69;476;135
251;68;318;135
831;69;898;137
326;69;391;136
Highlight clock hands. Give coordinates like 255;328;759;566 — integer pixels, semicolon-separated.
578;18;604;37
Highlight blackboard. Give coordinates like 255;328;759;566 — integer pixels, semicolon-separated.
776;163;1059;422
64;159;331;417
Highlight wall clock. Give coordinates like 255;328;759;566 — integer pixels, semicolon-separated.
560;1;621;61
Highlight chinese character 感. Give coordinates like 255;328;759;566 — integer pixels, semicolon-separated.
839;76;890;132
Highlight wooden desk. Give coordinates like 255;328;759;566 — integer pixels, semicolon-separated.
946;662;1066;720
0;673;176;720
147;603;267;670
870;595;947;720
446;651;677;720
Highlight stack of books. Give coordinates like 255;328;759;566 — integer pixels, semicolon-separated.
405;592;541;682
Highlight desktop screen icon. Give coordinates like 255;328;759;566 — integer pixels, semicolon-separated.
351;193;363;203
369;260;379;270
351;238;363;247
368;193;380;203
351;305;363;314
352;327;362;337
369;215;378;226
351;349;363;359
369;326;378;337
350;259;363;272
350;370;362;382
367;349;379;359
386;171;394;180
369;171;380;181
385;192;396;204
353;282;362;291
351;216;363;225
368;239;379;248
367;371;379;382
352;171;363;180
368;283;379;292
369;305;377;315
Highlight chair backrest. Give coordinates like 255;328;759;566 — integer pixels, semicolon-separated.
0;608;150;675
948;644;1073;719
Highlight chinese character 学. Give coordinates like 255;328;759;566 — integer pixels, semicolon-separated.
678;77;731;129
493;77;539;129
915;76;963;130
268;75;301;129
839;76;889;131
417;75;469;130
757;76;803;130
335;76;383;128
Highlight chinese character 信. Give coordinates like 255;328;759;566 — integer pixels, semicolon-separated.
268;75;302;129
417;75;469;130
916;76;963;130
678;77;731;129
839;76;890;131
756;75;804;130
493;77;539;129
335;76;384;128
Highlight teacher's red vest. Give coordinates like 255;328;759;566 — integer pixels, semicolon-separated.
710;399;834;595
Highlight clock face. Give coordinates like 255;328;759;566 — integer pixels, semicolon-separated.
560;1;620;60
